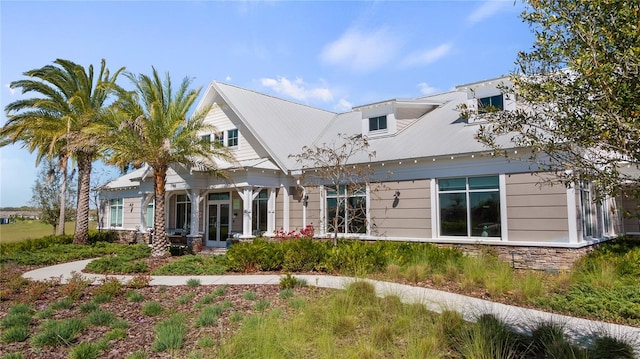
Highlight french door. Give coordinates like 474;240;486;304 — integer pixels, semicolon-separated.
206;193;230;247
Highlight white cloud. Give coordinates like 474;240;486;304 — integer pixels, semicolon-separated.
5;83;16;96
417;82;438;95
334;99;353;112
225;76;232;82
467;1;509;25
260;76;333;102
402;43;452;67
320;28;402;72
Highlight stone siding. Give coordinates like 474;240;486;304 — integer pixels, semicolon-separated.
111;230;152;244
435;243;597;271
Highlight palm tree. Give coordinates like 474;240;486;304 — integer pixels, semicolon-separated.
2;59;124;243
107;68;233;257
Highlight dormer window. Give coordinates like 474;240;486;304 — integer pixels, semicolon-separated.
369;115;387;132
478;94;504;113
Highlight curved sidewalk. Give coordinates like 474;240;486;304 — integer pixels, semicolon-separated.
23;259;640;352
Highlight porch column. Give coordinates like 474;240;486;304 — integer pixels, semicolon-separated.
139;192;153;232
237;186;254;239
186;190;206;237
281;185;290;231
267;187;276;234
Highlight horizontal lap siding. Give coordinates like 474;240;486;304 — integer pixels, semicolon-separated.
506;173;569;242
370;180;431;238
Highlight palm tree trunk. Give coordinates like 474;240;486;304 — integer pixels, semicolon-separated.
152;165;169;257
57;155;68;236
73;153;92;244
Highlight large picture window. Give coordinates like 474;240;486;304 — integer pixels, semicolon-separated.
326;185;367;234
438;176;500;237
176;194;191;231
109;198;123;227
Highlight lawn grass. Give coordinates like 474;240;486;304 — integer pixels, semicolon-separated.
0;221;96;243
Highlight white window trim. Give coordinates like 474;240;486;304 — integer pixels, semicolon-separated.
434;175;505;240
109;198;123;228
323;184;369;236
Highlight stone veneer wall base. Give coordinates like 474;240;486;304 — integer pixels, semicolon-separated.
435;243;598;271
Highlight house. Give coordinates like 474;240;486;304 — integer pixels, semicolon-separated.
99;77;631;270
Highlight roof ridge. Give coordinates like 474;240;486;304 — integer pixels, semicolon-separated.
214;81;337;115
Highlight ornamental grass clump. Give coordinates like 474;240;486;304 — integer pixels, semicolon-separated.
152;315;187;352
31;318;85;347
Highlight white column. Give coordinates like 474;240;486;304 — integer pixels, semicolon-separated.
187;189;202;237
240;187;254;239
365;184;371;236
281;185;290;231
267;187;276;234
499;174;509;241
430;179;438;239
566;184;579;243
140;192;153;232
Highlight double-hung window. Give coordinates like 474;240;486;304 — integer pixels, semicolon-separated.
438;176;500;237
176;194;191;231
252;189;268;235
109;198;123;227
326;185;367;234
145;199;154;229
227;129;238;147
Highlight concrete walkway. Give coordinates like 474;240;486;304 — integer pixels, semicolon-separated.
23;259;640;353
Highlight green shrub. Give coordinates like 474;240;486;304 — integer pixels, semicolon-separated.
125;291;145;302
195;305;223;327
590;335;635;359
0;234;73;256
225;239;284;272
94;277;123;297
142;301;163;316
177;293;196;305
49;298;74;310
105;327;127;341
127;274;151;289
92;293;113;304
279;273;306;289
1;325;29;343
243;291;257;300
186;278;201;287
152;315;187;352
69;342;101;359
197;335;216;348
87;230;120;244
6;303;33;316
2;352;23;359
125;350;148;359
254;299;270;312
61;272;93;300
325;240;388;275
1;312;32;328
85;309;116;327
31;318;85;347
79;302;99;313
279;288;294;299
213;285;227;297
282;238;328;272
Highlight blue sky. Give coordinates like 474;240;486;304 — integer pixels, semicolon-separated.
0;0;533;208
